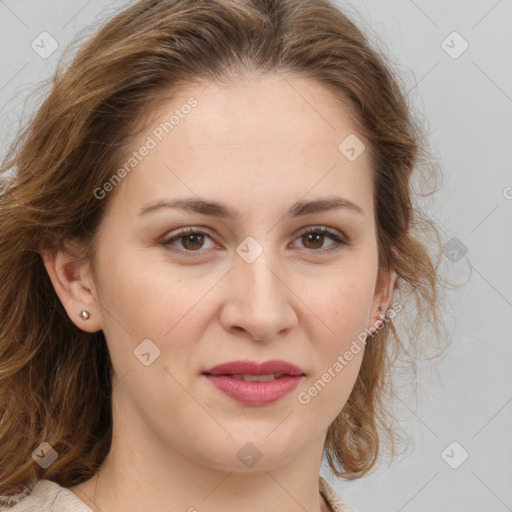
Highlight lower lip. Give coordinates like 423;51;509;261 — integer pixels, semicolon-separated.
204;374;304;406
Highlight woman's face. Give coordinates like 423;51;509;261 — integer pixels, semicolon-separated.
64;75;392;471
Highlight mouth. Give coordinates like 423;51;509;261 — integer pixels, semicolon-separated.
203;359;306;378
201;360;306;406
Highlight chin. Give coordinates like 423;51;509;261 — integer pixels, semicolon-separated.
193;433;300;473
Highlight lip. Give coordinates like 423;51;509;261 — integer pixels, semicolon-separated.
203;359;305;376
203;359;306;406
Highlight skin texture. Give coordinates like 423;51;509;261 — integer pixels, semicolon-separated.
42;74;396;512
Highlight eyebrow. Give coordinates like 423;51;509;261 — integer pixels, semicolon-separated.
137;196;365;218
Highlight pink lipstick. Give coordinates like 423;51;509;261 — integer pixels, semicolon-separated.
203;359;305;406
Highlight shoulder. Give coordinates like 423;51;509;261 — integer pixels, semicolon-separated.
0;480;92;512
319;476;359;512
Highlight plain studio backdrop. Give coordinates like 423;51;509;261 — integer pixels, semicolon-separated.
0;1;511;511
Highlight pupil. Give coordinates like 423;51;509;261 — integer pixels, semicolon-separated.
305;233;323;249
183;234;203;250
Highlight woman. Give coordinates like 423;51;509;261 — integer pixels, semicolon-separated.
0;0;449;510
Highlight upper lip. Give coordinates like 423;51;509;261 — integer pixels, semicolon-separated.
203;359;306;376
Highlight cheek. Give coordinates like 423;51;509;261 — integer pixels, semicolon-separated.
299;258;376;395
306;260;377;339
95;250;218;383
297;277;372;418
96;247;187;333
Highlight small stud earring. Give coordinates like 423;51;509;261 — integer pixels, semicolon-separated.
79;310;91;320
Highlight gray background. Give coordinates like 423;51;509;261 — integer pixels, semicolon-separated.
1;1;511;510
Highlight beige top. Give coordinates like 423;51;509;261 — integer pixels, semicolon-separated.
0;476;357;512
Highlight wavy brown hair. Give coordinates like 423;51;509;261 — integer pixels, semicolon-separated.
0;0;452;494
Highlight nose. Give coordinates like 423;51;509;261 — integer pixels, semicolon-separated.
219;253;297;341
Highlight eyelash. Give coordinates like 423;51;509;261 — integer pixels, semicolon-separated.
159;226;348;258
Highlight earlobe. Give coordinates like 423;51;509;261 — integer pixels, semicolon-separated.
39;242;102;333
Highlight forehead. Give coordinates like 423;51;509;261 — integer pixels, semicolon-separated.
160;75;362;148
106;74;374;220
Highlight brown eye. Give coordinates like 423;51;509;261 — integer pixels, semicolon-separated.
181;232;205;251
161;227;217;256
301;232;325;250
161;225;347;258
292;227;347;253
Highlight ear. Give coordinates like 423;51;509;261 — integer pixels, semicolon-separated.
367;265;397;333
40;240;102;333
